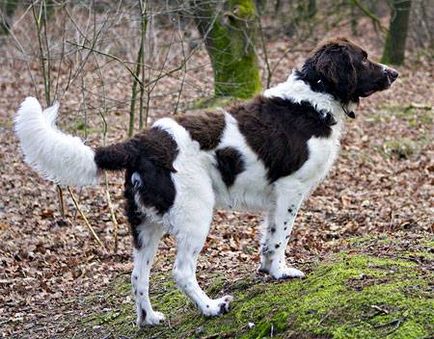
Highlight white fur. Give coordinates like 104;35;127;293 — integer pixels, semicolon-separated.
14;97;98;186
264;71;347;120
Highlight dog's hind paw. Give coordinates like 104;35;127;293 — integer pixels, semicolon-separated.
202;295;233;317
271;267;305;280
137;310;166;327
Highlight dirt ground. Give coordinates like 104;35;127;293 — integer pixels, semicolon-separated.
0;16;433;338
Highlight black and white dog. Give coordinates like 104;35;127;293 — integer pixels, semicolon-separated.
15;37;398;326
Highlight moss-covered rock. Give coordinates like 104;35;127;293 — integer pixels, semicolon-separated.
78;234;433;338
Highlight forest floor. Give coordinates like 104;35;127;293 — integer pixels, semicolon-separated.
0;21;433;338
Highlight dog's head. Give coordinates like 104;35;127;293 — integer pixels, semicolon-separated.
298;37;398;106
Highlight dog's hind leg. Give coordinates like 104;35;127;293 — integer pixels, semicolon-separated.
131;221;165;326
171;202;233;317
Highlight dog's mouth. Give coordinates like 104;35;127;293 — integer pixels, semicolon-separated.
359;79;391;97
359;67;399;98
360;89;376;97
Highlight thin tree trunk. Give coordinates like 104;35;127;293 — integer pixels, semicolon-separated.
0;0;18;34
381;0;412;65
128;0;147;137
191;0;261;99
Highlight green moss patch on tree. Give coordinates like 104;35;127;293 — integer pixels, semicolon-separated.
78;234;433;338
192;0;262;99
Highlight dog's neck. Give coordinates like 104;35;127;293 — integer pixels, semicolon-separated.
263;72;357;122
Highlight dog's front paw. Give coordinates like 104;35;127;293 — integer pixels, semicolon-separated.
137;310;166;327
202;295;233;317
270;266;305;280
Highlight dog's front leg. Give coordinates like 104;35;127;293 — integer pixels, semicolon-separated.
259;184;307;279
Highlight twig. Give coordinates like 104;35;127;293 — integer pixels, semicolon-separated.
371;304;389;315
173;21;187;115
56;185;66;218
66;40;143;87
129;0;148;136
67;187;106;250
65;41;193;90
104;173;119;253
318;310;332;325
31;1;51;105
92;41;119;254
256;15;272;88
374;317;406;335
138;0;149;130
349;0;387;32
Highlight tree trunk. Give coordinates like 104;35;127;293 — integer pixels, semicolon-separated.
191;0;261;99
0;0;18;34
295;0;316;23
255;0;266;14
381;0;412;65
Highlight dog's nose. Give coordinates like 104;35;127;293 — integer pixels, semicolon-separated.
386;68;399;82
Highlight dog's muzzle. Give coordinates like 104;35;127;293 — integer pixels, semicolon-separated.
383;66;399;88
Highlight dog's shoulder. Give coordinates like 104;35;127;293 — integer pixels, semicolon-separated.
228;95;335;182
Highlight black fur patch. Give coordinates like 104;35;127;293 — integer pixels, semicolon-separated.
95;127;178;171
229;96;332;183
215;147;245;187
124;183;144;249
175;111;226;150
116;127;178;249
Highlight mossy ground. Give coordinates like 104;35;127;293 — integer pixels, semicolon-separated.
76;234;433;339
366;102;433;160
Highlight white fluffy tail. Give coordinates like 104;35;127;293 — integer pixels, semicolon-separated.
14;97;99;186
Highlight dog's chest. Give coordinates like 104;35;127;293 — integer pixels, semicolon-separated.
294;131;341;184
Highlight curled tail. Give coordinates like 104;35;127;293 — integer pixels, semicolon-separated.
14;97;134;187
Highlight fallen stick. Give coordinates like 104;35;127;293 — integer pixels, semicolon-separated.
67;186;106;250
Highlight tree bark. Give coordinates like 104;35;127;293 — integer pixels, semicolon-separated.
191;0;261;99
0;0;18;34
381;0;412;65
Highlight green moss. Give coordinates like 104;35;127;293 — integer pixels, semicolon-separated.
189;96;237;110
203;0;261;99
382;138;418;159
230;0;257;19
347;234;392;247
210;22;261;98
71;120;99;135
371;103;433;127
78;248;433;338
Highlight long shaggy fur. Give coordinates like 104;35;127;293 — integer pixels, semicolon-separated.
14;97;99;186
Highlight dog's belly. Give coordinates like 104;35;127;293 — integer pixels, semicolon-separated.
212;163;273;211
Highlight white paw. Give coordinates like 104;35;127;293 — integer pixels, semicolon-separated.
270;266;305;280
137;310;165;327
201;295;233;317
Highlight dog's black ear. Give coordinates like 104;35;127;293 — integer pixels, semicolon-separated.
315;45;357;103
